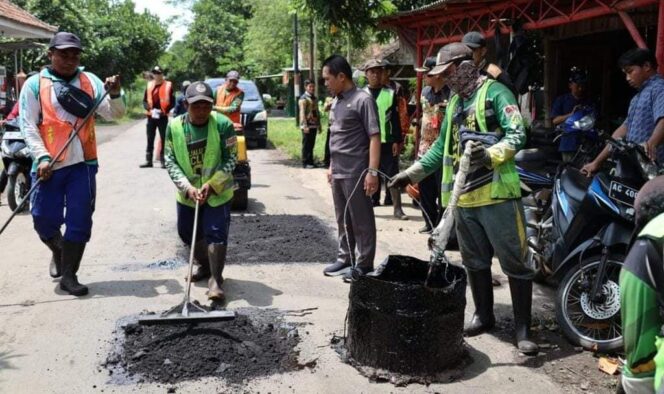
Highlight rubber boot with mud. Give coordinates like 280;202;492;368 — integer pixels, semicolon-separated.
186;240;210;282
508;277;539;355
207;243;226;302
42;232;64;278
464;268;495;336
59;241;89;296
390;188;408;220
139;153;153;168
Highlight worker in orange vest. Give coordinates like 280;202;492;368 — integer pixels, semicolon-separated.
140;65;174;168
213;70;244;124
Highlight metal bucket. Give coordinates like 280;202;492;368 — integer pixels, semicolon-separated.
346;255;467;374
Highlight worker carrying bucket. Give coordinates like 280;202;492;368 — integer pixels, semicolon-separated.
164;81;238;303
389;42;539;355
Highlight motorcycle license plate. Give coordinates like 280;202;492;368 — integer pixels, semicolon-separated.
1;131;22;140
608;181;638;206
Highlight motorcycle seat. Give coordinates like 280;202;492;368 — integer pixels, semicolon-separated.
560;167;590;204
515;148;548;163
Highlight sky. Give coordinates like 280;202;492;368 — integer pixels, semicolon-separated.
133;0;191;43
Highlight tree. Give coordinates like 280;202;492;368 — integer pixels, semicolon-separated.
244;0;293;76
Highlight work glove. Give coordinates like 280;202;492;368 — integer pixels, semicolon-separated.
388;172;412;190
468;141;492;170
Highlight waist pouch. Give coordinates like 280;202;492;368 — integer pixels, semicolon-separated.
459;129;501;149
53;80;94;119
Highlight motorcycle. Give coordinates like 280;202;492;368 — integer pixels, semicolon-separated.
0;119;33;212
526;135;660;352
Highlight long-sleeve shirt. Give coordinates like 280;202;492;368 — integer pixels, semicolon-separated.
164;114;238;194
298;92;320;128
19;68;126;171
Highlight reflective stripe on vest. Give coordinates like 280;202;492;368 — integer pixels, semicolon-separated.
364;87;394;143
215;85;243;124
146;81;172;114
439;79;521;206
38;74;96;162
170;114;234;208
640;213;664;240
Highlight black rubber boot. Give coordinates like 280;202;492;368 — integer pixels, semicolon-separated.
186;240;211;282
42;232;64;278
207;243;226;302
139;153;153;168
390;188;408;220
508;277;539;355
464;269;496;336
60;241;88;296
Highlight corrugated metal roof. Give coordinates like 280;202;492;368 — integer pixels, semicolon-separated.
0;0;57;33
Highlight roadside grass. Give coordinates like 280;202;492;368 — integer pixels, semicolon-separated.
268;117;329;164
96;78;148;125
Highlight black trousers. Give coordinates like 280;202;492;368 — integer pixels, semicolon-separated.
146;116;169;159
418;168;442;229
324;128;331;167
372;142;399;204
302;128;317;166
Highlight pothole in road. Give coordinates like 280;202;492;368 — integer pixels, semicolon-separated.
227;214;336;264
104;308;307;385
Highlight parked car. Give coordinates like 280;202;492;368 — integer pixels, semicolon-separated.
205;78;268;149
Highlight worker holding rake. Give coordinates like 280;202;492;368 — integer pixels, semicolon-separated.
164;81;237;303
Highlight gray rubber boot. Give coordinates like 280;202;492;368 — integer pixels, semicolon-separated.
508;277;539;355
42;232;64;278
390;188;408;220
207;243;226;301
464;269;496;336
139;153;153;168
59;241;88;296
186;240;210;282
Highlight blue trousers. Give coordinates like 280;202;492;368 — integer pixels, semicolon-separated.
31;163;97;243
176;202;231;246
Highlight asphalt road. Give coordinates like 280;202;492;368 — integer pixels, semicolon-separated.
0;119;609;393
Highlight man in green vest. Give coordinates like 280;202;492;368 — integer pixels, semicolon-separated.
164;81;238;302
389;42;537;355
363;58;407;220
619;176;664;393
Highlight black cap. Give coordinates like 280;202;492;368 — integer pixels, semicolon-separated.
49;32;83;51
429;43;473;75
185;81;214;104
462;31;486;49
569;67;588;84
151;66;163;74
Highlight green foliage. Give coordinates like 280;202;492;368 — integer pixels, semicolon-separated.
268;117;329;163
244;0;293;76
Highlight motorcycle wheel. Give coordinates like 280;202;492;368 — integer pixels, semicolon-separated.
0;169;7;194
555;255;624;352
7;171;30;212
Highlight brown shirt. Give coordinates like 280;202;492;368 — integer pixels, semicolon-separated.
329;86;380;179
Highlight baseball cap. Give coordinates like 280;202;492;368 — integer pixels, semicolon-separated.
151;66;163;74
569;67;588;84
226;70;240;81
462;31;486;49
415;57;437;73
428;43;473;75
185;81;214;104
362;58;386;71
49;32;83;51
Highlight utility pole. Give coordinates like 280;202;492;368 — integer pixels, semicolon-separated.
313;23;319;97
309;18;314;84
293;13;300;126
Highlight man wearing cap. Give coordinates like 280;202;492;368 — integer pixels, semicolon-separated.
363;58;406;219
173;80;192;117
415;57;450;233
321;54;381;281
389;42;537;355
214;71;244;124
164;81;238;302
462;31;518;98
20;31;124;296
140;66;174;168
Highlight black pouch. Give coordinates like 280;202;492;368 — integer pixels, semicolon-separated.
53;80;94;119
459;129;501;149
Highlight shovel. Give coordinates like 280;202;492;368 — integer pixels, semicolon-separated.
138;200;235;325
425;144;472;288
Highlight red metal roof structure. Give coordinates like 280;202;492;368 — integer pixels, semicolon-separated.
0;0;57;39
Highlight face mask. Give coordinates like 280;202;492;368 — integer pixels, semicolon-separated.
446;60;482;98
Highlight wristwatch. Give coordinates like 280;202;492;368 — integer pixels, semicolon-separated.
368;168;378;177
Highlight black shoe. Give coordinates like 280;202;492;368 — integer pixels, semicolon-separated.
42;232;64;278
509;277;539;355
59;241;89;296
323;261;351;276
342;266;373;283
464;269;495;337
139;153;153;168
418;225;432;234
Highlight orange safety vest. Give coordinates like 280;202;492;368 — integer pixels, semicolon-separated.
146;80;173;115
39;74;96;162
215;85;243;123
